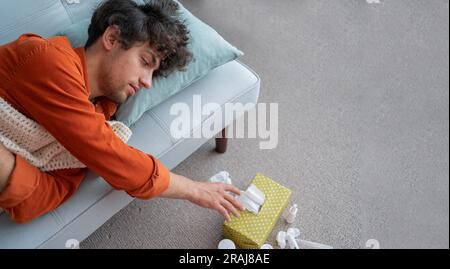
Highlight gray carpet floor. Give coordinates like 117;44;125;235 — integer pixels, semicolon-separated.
81;0;449;249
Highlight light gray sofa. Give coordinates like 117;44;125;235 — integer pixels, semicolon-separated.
0;0;260;248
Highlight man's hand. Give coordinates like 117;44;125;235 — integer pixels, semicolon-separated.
160;172;245;221
188;181;245;221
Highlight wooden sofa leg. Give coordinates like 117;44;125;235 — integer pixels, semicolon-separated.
215;128;228;153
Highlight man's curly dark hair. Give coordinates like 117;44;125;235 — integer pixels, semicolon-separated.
85;0;192;77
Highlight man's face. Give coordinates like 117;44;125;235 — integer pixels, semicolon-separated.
97;42;160;104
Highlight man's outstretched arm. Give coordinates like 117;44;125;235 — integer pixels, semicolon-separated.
2;142;244;223
1;147;243;223
161;172;244;221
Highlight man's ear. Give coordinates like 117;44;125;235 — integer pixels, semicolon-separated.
101;25;121;51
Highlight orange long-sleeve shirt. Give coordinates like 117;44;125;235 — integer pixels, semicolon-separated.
0;34;170;223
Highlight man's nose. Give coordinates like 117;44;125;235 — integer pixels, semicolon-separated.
139;75;152;89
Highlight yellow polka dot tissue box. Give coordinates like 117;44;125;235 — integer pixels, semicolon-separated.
223;173;292;249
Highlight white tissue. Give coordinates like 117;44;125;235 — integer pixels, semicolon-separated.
287;228;300;238
278;230;299;249
236;184;266;215
209;171;232;185
277;231;287;249
286;234;299;249
260;244;273;249
236;192;261;214
285;204;298;224
297;239;333;249
218;239;236;249
277;227;333;249
246;184;266;205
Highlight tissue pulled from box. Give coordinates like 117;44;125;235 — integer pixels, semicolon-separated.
236;184;266;214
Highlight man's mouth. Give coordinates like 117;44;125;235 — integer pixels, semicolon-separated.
128;84;139;96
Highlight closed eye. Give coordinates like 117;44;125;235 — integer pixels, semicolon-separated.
142;58;150;66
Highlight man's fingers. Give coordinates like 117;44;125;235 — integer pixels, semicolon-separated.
223;184;241;195
221;198;241;219
217;205;231;222
224;193;245;211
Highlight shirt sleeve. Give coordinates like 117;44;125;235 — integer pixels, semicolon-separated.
4;40;170;199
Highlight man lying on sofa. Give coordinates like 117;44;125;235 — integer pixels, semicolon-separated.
0;0;244;223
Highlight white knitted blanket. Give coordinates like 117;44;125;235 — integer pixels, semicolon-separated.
0;97;132;172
